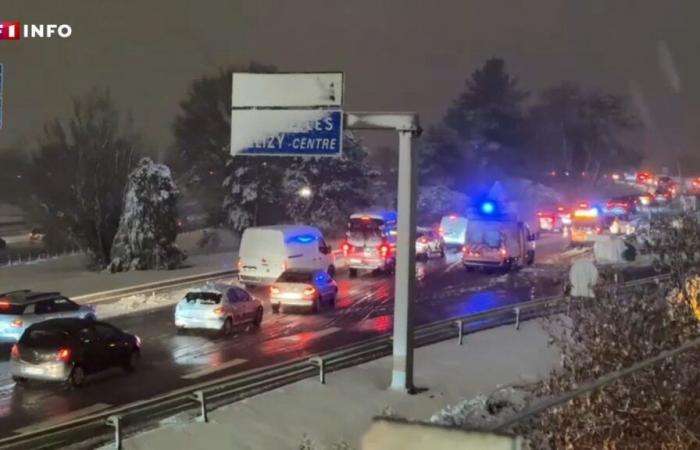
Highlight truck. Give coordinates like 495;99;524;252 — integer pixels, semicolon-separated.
341;211;397;278
461;202;536;272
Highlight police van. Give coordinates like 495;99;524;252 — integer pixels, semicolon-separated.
462;201;536;273
341;211;397;278
238;226;334;286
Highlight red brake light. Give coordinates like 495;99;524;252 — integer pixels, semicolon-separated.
270;286;280;295
213;306;225;316
10;344;19;360
379;244;389;257
419;237;427;243
557;206;565;212
56;347;71;362
577;202;589;209
10;319;23;328
0;301;9;309
500;247;507;256
341;242;351;254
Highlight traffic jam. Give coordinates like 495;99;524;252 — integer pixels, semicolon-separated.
1;169;694;390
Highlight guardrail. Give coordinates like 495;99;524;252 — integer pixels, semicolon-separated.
1;272;672;450
72;269;239;305
0;271;671;449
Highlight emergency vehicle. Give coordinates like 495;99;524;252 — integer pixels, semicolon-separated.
462;201;536;272
341;211;397;278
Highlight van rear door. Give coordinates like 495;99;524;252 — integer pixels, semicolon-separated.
239;229;286;279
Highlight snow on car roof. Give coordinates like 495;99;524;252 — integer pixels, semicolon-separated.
188;281;245;295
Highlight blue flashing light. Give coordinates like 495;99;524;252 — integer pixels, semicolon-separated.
480;201;496;215
289;234;316;244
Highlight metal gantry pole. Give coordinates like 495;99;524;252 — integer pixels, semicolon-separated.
390;130;417;393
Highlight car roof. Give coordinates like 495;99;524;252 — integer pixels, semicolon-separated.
244;225;322;237
350;211;397;221
0;290;63;304
27;318;92;332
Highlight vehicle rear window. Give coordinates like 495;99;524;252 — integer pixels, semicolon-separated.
185;292;221;304
277;271;314;283
0;302;25;315
21;329;69;347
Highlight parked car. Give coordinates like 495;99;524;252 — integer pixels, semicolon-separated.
0;290;96;343
270;269;338;313
11;318;140;387
238;225;334;286
174;284;263;335
415;227;444;260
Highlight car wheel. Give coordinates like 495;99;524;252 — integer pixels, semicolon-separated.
123;350;139;372
67;365;86;388
12;376;27;384
327;265;336;278
349;268;358;278
253;307;263;327
220;318;233;337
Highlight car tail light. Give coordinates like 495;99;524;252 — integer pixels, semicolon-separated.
341;242;351;255
438;227;444;235
270;286;280;295
10;319;23;328
303;287;316;296
10;344;19;361
462;245;467;253
500;247;507;256
379;244;389;257
56;347;71;362
213;306;225;316
0;301;10;310
419;237;427;244
577;202;589;209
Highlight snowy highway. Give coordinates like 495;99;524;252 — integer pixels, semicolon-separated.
0;235;571;437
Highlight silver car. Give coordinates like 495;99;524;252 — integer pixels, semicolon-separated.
270;270;338;313
0;290;96;343
174;284;263;336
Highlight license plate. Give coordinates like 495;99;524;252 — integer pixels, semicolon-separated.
24;366;45;376
350;258;361;264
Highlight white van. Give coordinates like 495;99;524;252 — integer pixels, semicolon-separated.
342;211;397;278
238;226;334;286
439;215;468;248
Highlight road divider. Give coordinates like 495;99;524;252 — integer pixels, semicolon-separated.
181;358;248;380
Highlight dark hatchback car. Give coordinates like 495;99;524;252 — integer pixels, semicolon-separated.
11;318;140;387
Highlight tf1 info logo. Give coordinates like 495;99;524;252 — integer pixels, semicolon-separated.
0;22;73;40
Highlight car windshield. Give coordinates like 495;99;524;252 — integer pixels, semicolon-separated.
347;218;383;239
21;329;70;348
277;271;314;283
0;303;26;315
185;292;221;304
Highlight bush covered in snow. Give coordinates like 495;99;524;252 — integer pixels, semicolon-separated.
430;387;529;430
108;158;186;272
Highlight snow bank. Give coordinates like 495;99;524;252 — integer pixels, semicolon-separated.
430;387;529;429
569;257;599;298
97;288;189;318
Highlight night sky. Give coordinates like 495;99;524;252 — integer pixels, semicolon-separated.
1;0;698;166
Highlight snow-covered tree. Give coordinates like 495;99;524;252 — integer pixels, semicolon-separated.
222;156;285;232
108;158;185;272
282;133;376;234
417;184;468;225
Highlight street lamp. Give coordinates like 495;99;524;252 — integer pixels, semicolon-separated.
298;186;312;198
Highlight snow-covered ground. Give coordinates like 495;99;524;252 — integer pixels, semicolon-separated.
0;228;240;297
107;319;559;450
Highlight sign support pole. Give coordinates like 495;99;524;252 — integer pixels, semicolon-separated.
390;129;418;393
343;112;421;393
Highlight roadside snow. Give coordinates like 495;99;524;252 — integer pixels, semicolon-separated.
430;386;530;429
96;288;189;319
